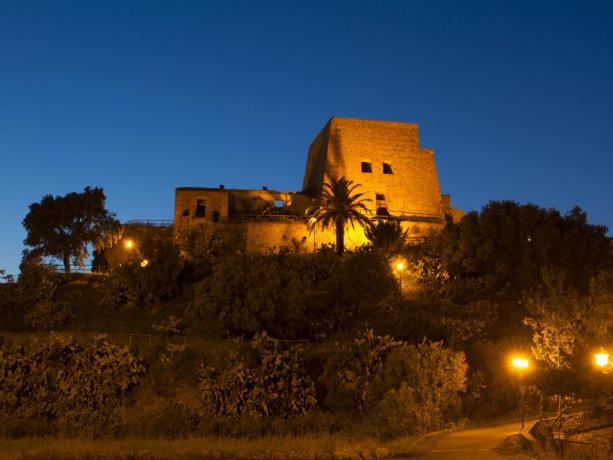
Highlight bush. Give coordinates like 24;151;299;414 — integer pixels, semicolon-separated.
372;383;420;439
322;330;405;412
377;341;467;432
199;332;317;420
0;334;146;437
16;262;73;329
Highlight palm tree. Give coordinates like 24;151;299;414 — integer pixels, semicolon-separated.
306;177;371;254
364;219;409;253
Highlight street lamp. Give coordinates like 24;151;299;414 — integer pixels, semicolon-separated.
393;259;407;294
124;239;135;250
595;349;610;372
511;356;530;430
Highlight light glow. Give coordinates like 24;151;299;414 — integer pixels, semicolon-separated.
595;352;609;368
124;239;135;249
140;259;149;268
512;357;529;369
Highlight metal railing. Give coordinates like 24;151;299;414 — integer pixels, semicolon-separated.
227;214;306;223
45;264;96;274
375;209;445;222
125;219;174;227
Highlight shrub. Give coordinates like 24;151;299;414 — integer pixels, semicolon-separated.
322;330;405;412
199;332;317;420
378;341;467;431
0;334;146;437
372;383;420;439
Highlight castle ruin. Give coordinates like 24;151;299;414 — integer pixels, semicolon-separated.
172;117;462;253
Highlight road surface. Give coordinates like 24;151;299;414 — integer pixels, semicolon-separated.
410;419;535;459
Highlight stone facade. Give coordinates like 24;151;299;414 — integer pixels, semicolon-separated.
172;117;462;252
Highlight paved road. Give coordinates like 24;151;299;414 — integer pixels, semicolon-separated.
410;420;535;459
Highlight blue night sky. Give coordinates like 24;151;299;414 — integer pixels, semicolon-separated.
1;1;612;276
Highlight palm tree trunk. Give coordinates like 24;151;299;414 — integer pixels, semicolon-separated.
335;221;345;255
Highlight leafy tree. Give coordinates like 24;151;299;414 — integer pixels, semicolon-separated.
307;177;371;254
103;234;184;307
364;220;408;253
16;261;73;329
191;248;397;339
523;269;613;410
427;201;610;300
22;187;121;274
191;250;341;338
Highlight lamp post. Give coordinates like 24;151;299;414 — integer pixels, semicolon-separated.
511;356;529;430
393;259;406;294
124;239;135;250
595;349;610;373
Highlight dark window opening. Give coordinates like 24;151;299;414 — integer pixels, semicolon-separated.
376;207;390;216
195;199;206;218
361;161;372;173
212;211;220;222
383;163;393;174
182;209;190;217
376;193;385;201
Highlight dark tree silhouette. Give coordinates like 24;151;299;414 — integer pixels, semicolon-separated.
306;177;371;254
22;187;121;273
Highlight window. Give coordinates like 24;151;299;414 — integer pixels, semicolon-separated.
361;161;372;173
195;199;206;218
212;210;220;222
376;193;388;216
383;163;393;174
182;209;190;217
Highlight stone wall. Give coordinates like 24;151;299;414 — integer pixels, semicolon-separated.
174;187;313;238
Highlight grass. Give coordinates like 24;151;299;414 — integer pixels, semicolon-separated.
0;434;436;460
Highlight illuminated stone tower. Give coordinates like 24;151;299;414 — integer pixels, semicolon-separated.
303;117;448;220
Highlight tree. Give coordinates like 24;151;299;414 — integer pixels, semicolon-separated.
306;177;371;255
429;201;610;300
364;220;408;253
22;187;121;274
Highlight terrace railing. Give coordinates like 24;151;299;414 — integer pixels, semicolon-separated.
125;219;174;227
227;214;307;224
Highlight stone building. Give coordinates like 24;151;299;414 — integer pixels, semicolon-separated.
172;117;462;253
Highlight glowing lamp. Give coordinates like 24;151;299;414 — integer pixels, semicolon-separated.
124;239;135;249
140;259;149;268
395;261;405;271
595;351;609;368
512;357;529;369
